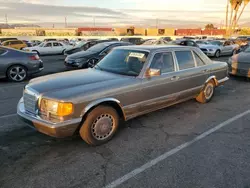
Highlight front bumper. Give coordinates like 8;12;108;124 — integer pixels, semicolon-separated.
17;99;81;138
202;51;216;57
64;60;88;69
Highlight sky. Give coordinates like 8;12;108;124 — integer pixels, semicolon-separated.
0;0;250;28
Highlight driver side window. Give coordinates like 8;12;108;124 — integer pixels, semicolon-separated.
150;52;175;74
44;43;52;47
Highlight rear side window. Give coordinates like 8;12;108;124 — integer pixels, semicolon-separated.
193;52;205;66
175;51;195;70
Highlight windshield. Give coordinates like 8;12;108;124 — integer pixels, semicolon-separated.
75;41;87;48
87;43;109;52
38;42;45;47
209;41;222;46
95;49;149;76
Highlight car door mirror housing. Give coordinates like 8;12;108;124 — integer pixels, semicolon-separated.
145;68;161;78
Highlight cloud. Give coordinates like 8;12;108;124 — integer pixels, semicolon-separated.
0;0;249;28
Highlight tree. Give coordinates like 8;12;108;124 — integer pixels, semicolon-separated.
205;24;215;29
226;0;230;29
226;0;249;36
236;0;250;24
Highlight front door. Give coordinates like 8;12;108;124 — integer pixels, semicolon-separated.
139;51;183;112
43;42;53;54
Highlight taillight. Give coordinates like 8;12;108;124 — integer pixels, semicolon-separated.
29;54;40;60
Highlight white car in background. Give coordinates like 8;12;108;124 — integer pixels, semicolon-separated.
23;41;72;55
199;40;239;58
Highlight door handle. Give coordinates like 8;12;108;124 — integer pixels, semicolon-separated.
170;76;180;81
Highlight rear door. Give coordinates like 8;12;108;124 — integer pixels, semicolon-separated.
52;42;61;54
172;49;209;100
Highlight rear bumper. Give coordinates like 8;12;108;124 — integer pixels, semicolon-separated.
217;77;229;85
17;99;81;138
27;60;44;75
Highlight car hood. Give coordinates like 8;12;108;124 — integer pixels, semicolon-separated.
28;68;135;100
199;44;219;49
67;50;97;59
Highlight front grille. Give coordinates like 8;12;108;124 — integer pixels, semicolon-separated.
23;88;39;114
200;48;208;52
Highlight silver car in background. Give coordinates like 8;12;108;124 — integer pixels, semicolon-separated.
199;40;239;58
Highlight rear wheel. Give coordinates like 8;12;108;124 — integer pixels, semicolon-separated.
196;80;215;103
7;65;27;82
79;106;119;146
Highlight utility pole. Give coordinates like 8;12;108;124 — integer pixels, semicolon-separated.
65;17;67;28
156;18;158;29
5;14;7;24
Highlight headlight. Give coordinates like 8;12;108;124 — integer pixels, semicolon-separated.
40;98;73;117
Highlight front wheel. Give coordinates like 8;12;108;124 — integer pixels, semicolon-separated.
87;58;98;68
196;80;215;103
214;50;220;58
7;65;27;82
79;106;119;146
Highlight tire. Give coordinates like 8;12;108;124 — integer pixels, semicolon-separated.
196;80;215;103
87;58;98;68
79;105;120;146
7;65;27;82
62;49;66;55
32;50;40;56
214;50;220;58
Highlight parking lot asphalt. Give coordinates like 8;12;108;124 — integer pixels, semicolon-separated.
1;55;250;188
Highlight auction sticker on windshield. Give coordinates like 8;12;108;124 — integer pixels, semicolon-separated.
129;52;145;59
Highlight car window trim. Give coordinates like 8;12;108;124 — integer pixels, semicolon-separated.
0;49;8;56
173;49;196;71
149;51;177;75
192;50;206;67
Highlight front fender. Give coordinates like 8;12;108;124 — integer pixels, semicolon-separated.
80;98;125;118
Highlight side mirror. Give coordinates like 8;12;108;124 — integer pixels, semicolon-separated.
145;68;161;78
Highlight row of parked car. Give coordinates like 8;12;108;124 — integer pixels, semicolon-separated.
0;36;249;82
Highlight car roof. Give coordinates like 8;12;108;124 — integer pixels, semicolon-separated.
115;45;197;52
99;41;131;45
2;40;22;43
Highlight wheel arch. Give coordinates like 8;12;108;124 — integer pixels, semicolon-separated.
80;98;126;123
205;75;218;86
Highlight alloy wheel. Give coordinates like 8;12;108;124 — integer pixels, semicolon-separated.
8;66;27;82
91;114;115;140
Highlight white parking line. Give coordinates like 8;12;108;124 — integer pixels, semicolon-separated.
104;109;250;188
0;113;17;120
